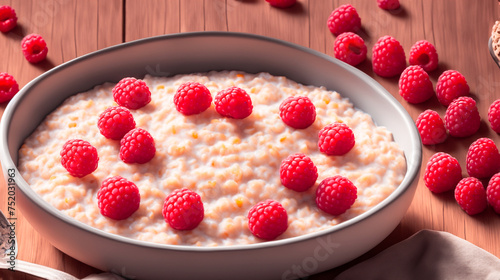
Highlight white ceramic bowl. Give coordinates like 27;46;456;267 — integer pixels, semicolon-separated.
0;32;421;280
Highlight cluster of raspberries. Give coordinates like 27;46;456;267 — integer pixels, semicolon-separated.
0;5;49;103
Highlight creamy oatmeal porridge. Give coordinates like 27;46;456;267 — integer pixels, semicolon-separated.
18;71;406;246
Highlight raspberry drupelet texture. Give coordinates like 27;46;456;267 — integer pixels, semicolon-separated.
372;35;406;78
0;5;17;32
444;96;480;138
454;177;487;215
416;109;448;145
21;34;48;64
280;153;318;192
214;86;253;119
424;152;462;193
318;122;355;156
436;70;470;106
60;139;99;178
279;96;316;129
327;4;361;36
409;40;439;72
377;0;400;10
97;176;140;220
488;99;500;134
0;72;19;103
466;138;500;179
315;176;357;216
398;65;434;104
119;127;156;164
98;106;136;140
247;199;288;240
487;173;500;214
112;77;152;110
174;82;212;116
333;32;367;66
265;0;296;8
162;188;204;230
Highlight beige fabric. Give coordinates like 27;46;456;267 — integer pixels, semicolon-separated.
335;230;500;280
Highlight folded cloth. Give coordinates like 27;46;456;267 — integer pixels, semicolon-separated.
335;230;500;280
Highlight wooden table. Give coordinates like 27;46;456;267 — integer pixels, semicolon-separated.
1;0;499;279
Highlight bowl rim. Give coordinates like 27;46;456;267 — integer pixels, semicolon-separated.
1;31;422;253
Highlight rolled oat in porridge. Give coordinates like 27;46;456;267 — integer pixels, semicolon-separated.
18;71;406;246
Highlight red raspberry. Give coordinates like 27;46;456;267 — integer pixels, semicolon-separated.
97;176;140;220
279;96;316;129
466;138;500;179
214;86;253;119
409;40;439;72
0;5;17;32
415;109;447;145
120;128;155;164
454;177;487;215
488;99;500;134
21;34;48;64
98;106;136;140
398;65;434;104
424;152;462;193
327;4;361;36
174;82;212;116
315;176;357;216
487;173;500;214
60;139;99;178
0;72;19;103
318;122;355;156
280;153;318;192
112;77;151;110
436;70;470;106
265;0;296;8
162;188;204;230
247;199;288;240
333;32;367;66
377;0;400;10
372;36;406;78
444;96;480;138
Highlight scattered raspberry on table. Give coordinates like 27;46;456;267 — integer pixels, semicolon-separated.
265;0;296;8
97;176;141;220
398;65;434;104
21;34;48;64
280;153;318;192
214;86;253;119
444;96;480;138
98;106;136;140
163;188;205;230
487;173;500;215
415;109;448;145
436;70;470;106
333;32;367;66
327;4;361;36
174;81;212;116
466;138;500;179
60;139;99;178
315;175;357;216
318;122;355;156
0;5;17;33
0;72;19;103
372;35;407;78
488;99;500;134
119;127;156;164
377;0;400;10
424;152;462;193
248;199;288;240
279;96;316;129
454;177;487;215
409;40;439;72
112;77;152;110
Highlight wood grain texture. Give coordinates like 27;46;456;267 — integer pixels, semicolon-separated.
0;0;500;279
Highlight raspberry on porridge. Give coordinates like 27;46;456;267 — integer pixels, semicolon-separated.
18;71;406;246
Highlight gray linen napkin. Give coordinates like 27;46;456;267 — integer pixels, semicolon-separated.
335;230;500;280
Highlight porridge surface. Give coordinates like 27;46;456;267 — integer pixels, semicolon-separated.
18;71;406;246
